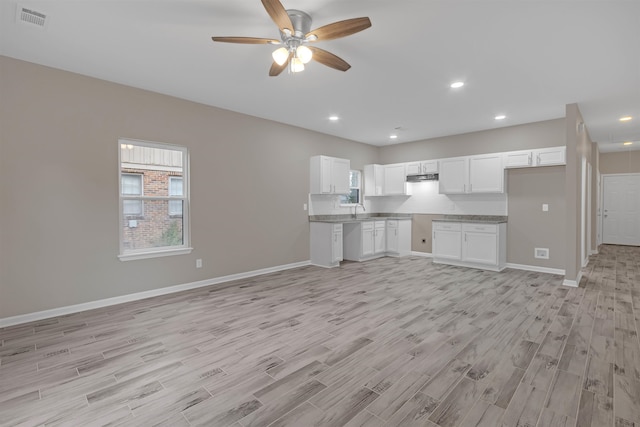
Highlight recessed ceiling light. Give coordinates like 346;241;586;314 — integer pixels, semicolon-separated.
495;115;506;120
619;116;632;122
450;81;464;89
623;141;633;146
329;115;339;121
390;135;398;139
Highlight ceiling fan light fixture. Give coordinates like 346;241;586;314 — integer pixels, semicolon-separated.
272;47;289;65
296;45;313;64
291;57;305;72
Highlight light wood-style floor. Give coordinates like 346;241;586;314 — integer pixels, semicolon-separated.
1;245;639;427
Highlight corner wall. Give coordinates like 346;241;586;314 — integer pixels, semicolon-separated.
0;56;378;318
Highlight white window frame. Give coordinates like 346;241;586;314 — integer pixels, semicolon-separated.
118;139;192;261
340;170;362;206
168;176;183;216
121;173;144;217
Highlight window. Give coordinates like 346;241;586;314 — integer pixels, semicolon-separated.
169;177;183;216
340;170;361;205
119;139;191;261
121;174;143;216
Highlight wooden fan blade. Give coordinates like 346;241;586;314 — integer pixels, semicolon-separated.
212;36;280;44
308;47;351;71
261;0;293;33
269;53;292;76
306;17;371;41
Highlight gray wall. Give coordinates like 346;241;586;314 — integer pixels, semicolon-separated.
379;119;566;164
0;56;378;318
506;167;566;269
599;151;640;174
411;214;444;253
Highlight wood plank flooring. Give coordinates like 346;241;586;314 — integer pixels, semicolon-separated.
1;244;639;426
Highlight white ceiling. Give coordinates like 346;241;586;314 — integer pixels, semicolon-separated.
1;0;639;152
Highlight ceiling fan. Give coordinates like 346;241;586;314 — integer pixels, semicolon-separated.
211;0;372;76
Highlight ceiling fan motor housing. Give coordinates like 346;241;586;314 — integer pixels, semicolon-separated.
282;9;312;39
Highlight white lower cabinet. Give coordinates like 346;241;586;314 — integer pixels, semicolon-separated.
433;221;506;271
386;220;412;256
344;219;411;261
310;223;343;268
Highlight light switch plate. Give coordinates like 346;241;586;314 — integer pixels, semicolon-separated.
542;204;549;212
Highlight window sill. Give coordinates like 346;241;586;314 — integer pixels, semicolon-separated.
118;247;193;261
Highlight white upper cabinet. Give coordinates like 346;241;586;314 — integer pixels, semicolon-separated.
383;164;408;195
439;155;504;194
504;146;566;169
535;147;566;166
468;154;504;193
364;163;408;196
438;158;468;194
364;164;384;196
406;160;438;175
310;155;350;194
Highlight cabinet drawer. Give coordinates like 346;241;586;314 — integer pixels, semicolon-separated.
433;222;461;231
361;221;374;231
375;221;386;229
387;220;398;228
333;224;343;233
462;223;498;233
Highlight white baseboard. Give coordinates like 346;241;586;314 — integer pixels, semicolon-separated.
0;260;311;328
562;271;583;288
505;263;565;276
410;251;433;258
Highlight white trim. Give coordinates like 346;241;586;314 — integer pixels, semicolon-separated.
118;247;193;261
411;251;433;258
562;271;583;288
505;263;565;276
0;260;311;328
590;250;598;255
582;257;589;268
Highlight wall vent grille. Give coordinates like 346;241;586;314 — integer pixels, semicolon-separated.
534;248;550;259
17;6;47;27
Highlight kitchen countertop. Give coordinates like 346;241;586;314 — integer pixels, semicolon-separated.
309;214;412;223
432;215;507;224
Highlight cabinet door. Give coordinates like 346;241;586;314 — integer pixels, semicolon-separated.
383;164;407;195
535;147;565;166
504;151;533;168
361;222;374;257
374;221;386;254
386;221;398;253
320;156;333;193
332;158;351;194
463;231;497;265
422;161;438;174
364;164;384;196
469;154;504;193
332;226;343;263
433;230;462;260
405;162;421;176
438;158;468;194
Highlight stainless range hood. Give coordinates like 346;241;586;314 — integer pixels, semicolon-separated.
406;173;439;182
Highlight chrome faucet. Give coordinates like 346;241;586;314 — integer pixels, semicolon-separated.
354;203;366;218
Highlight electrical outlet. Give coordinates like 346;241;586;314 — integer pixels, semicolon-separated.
421;238;426;244
542;204;549;212
534;248;549;259
303;203;307;211
196;259;203;268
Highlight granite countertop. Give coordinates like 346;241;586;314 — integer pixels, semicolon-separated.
309;214;412;223
432;215;507;224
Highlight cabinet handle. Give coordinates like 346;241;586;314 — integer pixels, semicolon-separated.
528;155;532;166
433;231;436;240
469;183;472;192
537;154;541;165
464;233;467;242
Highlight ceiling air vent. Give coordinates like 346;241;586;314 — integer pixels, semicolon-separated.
17;5;47;28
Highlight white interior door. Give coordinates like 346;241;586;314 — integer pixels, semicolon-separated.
602;174;640;246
